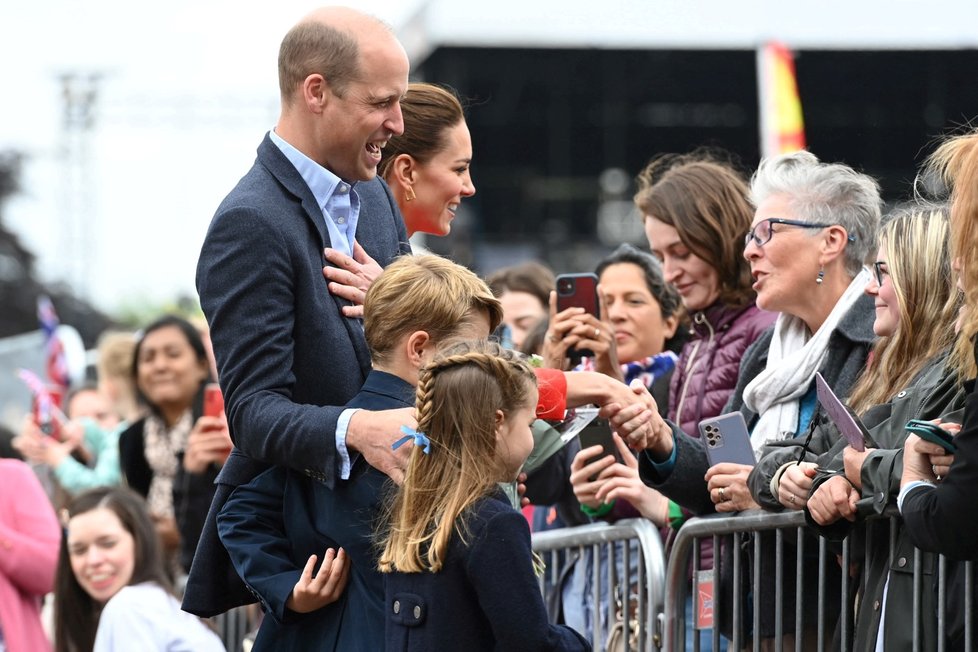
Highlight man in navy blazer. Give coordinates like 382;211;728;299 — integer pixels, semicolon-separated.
184;7;414;616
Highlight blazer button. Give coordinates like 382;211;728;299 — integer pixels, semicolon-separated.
413;605;421;618
874;600;881;610
393;600;401;614
897;557;907;568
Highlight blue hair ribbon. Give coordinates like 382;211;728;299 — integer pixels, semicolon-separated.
392;425;431;454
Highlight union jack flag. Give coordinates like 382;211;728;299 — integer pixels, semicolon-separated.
16;368;66;433
37;295;69;388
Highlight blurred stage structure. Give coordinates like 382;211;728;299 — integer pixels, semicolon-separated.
398;0;978;276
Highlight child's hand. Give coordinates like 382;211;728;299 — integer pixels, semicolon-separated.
286;548;350;614
516;472;530;508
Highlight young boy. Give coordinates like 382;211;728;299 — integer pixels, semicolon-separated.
217;255;503;652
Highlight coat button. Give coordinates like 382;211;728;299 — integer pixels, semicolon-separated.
897;390;907;398
898;557;907;568
413;605;421;618
393;600;401;614
874;600;881;610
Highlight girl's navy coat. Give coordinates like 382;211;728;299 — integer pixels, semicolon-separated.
384;489;590;651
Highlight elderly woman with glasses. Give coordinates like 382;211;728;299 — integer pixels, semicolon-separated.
635;150;881;644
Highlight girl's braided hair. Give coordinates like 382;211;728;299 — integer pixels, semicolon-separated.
379;339;537;573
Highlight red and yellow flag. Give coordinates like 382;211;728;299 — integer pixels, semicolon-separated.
757;42;805;158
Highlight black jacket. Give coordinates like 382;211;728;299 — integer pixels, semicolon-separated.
118;413;218;573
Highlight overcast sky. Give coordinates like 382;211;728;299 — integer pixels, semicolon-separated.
0;0;418;314
5;0;977;316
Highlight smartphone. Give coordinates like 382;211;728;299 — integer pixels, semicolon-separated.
32;386;64;440
698;412;756;467
905;419;956;453
577;419;622;479
203;383;225;419
555;273;600;363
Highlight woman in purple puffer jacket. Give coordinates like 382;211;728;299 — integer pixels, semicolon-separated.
570;152;773;650
636;152;775;441
639;151;773;649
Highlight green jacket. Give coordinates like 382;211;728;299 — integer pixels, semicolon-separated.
53;419;125;493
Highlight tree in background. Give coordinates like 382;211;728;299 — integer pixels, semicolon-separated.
0;150;113;347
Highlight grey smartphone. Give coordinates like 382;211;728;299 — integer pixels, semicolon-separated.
555;273;599;363
698;412;757;467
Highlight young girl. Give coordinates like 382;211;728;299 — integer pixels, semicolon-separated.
53;487;224;652
218;254;503;652
379;339;589;651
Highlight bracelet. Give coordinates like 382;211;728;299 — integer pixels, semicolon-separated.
580;500;616;518
667;500;686;530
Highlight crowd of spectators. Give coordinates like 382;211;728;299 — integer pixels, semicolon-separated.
3;4;978;651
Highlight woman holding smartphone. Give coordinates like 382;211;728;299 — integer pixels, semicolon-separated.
543;244;683;644
900;128;978;556
118;315;231;574
543;243;684;406
568;154;771;650
801;204;963;650
636;151;881;646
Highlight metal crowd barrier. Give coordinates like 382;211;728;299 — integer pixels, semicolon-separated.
210;604;258;652
532;518;667;651
534;510;975;652
664;509;976;652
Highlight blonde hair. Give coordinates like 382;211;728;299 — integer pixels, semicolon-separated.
364;255;502;366
378;340;536;573
95;331;138;421
846;205;957;414
96;331;136;379
922;129;978;380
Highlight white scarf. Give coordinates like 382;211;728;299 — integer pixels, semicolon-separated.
744;268;871;454
143;410;193;519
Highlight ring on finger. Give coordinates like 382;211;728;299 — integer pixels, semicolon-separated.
548;333;559;343
718;487;726;501
788;494;796;504
594;327;601;338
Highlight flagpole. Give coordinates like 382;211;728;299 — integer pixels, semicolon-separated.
756;42;774;159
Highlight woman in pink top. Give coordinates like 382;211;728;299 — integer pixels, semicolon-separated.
0;458;61;652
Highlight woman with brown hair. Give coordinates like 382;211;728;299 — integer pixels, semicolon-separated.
378;82;475;238
54;487;223;652
635;151;775;441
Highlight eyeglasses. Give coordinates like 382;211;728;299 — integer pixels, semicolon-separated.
873;261;889;287
744;218;827;247
744;218;855;248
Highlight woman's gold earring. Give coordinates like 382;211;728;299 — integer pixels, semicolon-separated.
405;186;416;202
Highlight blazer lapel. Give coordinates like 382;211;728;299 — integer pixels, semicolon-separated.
257;135;329;247
256;134;373;377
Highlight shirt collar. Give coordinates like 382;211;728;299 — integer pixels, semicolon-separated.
268;128;356;209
